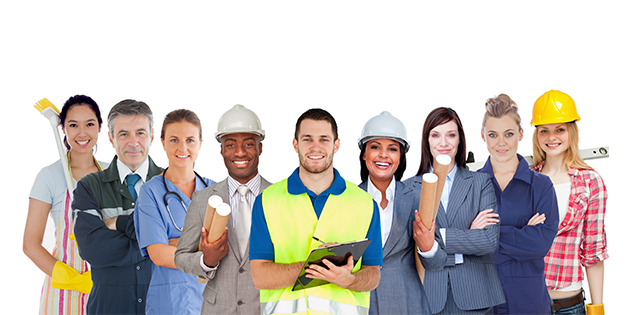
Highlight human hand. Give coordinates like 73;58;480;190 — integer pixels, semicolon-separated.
412;210;435;252
305;255;356;289
103;216;118;230
470;209;499;229
527;213;546;226
201;227;229;268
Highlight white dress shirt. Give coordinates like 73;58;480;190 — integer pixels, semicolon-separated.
366;176;396;248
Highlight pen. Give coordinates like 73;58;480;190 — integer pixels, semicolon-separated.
312;236;326;245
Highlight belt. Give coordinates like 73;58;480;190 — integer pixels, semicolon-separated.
553;290;584;311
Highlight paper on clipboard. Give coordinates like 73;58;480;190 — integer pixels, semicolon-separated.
291;238;371;291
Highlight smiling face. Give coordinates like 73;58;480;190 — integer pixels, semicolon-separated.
536;123;570;158
63;105;101;154
482;116;523;164
362;138;401;183
428;120;459;169
109;114;154;172
293;119;339;175
161;121;202;170
220;132;262;184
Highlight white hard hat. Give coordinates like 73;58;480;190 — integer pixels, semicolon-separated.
215;104;265;142
358;111;409;152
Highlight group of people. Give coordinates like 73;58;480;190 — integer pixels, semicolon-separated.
24;90;608;315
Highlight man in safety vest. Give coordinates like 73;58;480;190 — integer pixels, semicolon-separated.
250;108;383;315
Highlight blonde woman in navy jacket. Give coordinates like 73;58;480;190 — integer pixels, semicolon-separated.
357;112;431;315
478;95;558;314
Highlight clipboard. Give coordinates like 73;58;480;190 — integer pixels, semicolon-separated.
291;238;371;291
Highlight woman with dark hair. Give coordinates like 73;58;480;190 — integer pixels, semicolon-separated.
531;90;608;315
406;107;505;314
134;109;216;314
357;111;430;315
24;95;108;314
478;94;558;314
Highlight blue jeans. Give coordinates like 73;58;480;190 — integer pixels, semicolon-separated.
552;291;586;315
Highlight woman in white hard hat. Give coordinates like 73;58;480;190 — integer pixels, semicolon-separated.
134;109;216;315
405;107;505;314
531;90;608;315
478;94;559;314
24;95;107;314
357;111;430;315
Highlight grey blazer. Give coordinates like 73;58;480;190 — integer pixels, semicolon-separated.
403;167;505;313
174;177;272;315
359;180;432;315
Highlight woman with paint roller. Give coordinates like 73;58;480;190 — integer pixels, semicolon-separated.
531;90;608;315
134;109;216;315
356;111;431;315
477;94;559;314
24;95;107;314
405;107;505;314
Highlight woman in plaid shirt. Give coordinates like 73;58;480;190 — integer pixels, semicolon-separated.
531;90;608;315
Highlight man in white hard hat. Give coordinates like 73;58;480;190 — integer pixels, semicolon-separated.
175;104;271;314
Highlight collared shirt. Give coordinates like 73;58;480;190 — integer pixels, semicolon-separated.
249;167;383;266
366;176;395;248
532;162;609;290
116;157;150;196
227;174;262;228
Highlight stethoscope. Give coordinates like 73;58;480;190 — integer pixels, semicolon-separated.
163;167;209;231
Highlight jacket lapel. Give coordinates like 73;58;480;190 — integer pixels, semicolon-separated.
382;181;411;258
446;167;472;226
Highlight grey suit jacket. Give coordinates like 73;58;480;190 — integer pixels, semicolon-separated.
359;180;432;315
174;176;272;315
403;167;505;313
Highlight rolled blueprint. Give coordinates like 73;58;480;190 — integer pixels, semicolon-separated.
432;155;451;220
415;173;438;282
198;195;225;283
206;203;231;243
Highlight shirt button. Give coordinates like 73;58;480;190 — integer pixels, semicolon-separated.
237;301;244;306
138;298;143;303
239;268;245;273
136;266;141;270
132;202;135;206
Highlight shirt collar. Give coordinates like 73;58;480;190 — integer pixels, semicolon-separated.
287;167;346;197
227;173;262;198
366;176;396;204
479;154;532;185
116;157;150;184
431;164;457;183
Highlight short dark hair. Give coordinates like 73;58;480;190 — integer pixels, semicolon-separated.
107;99;153;138
294;108;338;140
416;107;467;176
160;109;202;140
359;140;407;182
59;95;103;150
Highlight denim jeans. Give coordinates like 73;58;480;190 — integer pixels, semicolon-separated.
552;291;586;315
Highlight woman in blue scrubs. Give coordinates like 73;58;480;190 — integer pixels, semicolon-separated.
135;109;216;315
478;94;559;314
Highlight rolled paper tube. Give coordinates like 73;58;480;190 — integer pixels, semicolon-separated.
207;203;231;243
418;173;438;229
197;195;225;284
432;155;451;220
199;195;223;250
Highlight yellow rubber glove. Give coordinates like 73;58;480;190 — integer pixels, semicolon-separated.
69;234;75;240
51;261;93;294
586;303;604;315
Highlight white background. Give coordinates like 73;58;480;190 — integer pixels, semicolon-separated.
1;1;626;313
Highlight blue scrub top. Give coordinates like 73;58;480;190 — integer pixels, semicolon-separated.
135;173;216;315
478;155;559;314
249;167;383;266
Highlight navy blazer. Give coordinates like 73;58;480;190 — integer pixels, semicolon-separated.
359;180;431;315
403;166;505;313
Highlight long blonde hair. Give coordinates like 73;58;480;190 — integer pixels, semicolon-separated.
532;122;593;170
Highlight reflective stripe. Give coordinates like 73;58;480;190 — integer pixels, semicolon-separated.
75;207;133;220
262;295;368;315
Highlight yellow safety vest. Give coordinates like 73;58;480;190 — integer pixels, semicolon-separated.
260;179;374;315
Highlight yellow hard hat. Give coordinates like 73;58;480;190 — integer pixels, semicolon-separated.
531;90;581;126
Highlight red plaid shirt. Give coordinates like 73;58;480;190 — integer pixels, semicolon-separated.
532;162;609;290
